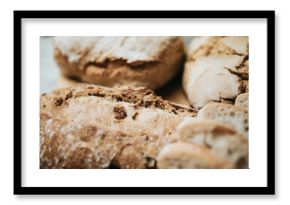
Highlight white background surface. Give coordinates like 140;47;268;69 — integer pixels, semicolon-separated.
23;19;266;188
0;0;285;204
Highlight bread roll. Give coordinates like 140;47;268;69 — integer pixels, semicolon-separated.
157;142;234;169
40;85;196;169
183;36;249;110
53;36;185;90
176;118;248;168
197;102;248;138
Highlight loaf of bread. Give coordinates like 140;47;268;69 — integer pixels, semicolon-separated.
183;36;249;110
40;85;197;169
197;102;248;138
53;36;185;90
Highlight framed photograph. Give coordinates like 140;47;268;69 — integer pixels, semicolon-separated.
14;10;275;195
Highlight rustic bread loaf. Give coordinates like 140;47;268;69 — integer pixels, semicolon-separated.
40;85;196;169
197;102;248;138
176;118;248;168
183;36;249;110
53;36;185;90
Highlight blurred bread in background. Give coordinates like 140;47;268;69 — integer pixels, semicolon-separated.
53;36;185;90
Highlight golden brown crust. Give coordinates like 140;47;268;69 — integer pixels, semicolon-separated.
53;36;185;90
40;85;197;169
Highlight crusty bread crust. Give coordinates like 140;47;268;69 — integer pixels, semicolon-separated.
157;142;234;169
53;36;185;90
197;102;248;139
183;36;249;110
176;118;248;168
40;85;196;169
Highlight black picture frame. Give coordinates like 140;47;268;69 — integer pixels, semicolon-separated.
14;10;275;195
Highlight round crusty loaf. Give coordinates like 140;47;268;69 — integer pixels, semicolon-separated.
53;36;185;90
40;85;197;169
175;118;248;168
197;102;248;139
183;36;249;110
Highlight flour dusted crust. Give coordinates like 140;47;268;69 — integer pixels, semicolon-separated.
53;36;185;90
183;36;249;110
40;85;197;169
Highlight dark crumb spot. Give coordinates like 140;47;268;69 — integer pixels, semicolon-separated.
172;109;178;114
41;93;47;96
229;111;235;117
87;86;94;89
42;105;46;108
144;101;152;107
244;119;248;124
53;97;63;106
145;156;157;168
132;112;139;120
133;104;139;109
145;135;149;141
114;106;127;120
144;90;154;95
115;96;122;102
97;93;105;97
245;126;249;131
65;91;73;100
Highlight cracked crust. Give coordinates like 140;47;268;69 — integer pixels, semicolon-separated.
53;36;185;90
183;36;249;110
40;85;197;169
